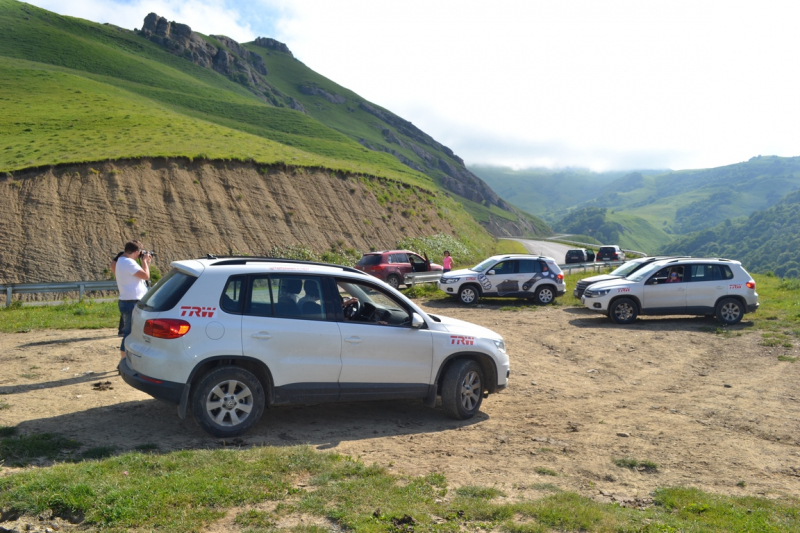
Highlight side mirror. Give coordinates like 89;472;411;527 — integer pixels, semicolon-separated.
487;269;496;276
411;312;425;329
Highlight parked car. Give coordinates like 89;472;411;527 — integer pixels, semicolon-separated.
355;250;443;289
595;245;625;262
573;256;689;299
581;257;758;325
120;257;509;437
565;249;589;263
438;254;565;305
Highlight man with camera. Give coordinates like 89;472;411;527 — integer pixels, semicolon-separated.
115;240;153;360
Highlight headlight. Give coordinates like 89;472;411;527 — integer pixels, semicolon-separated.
585;288;611;297
493;339;506;352
441;277;460;284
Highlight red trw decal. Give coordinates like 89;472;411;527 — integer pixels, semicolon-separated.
450;335;475;345
180;306;217;318
729;284;742;289
617;288;630;292
466;276;476;281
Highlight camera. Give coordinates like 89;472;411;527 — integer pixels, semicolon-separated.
139;250;156;259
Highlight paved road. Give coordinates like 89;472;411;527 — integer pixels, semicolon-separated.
504;238;573;260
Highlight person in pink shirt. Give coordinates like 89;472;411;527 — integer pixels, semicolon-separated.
442;250;453;273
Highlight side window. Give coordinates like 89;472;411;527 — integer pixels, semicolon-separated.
518;260;540;274
718;265;734;280
220;275;245;314
689;265;714;282
337;279;413;327
491;261;516;275
387;254;395;264
394;253;409;263
246;277;273;317
269;276;327;320
539;261;549;273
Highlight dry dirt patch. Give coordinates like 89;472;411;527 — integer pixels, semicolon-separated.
1;303;799;502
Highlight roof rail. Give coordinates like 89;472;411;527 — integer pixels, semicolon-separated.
202;256;366;276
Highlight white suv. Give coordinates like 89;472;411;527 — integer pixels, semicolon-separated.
581;258;758;325
120;257;510;437
438;254;565;305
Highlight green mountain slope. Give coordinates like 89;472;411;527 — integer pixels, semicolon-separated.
661;189;800;278
0;0;551;236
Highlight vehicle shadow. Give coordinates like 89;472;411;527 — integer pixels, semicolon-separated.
0;371;119;395
17;335;119;348
567;311;754;332
11;397;487;454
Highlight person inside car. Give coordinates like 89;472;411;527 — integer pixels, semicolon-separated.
667;271;681;283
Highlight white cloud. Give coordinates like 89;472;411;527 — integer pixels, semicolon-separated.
25;0;800;170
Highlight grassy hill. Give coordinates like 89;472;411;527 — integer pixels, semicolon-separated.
0;0;550;237
661;188;800;278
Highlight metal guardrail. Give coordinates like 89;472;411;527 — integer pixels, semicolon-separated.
558;261;624;275
1;281;118;307
404;272;443;287
542;237;648;259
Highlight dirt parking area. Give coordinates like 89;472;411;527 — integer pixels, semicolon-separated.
1;301;799;503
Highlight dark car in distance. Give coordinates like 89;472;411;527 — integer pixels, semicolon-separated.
595;245;625;262
565;249;589;263
355;250;443;289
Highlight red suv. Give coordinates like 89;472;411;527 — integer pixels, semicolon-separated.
355;250;443;289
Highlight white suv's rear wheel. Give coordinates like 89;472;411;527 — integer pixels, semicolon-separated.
534;285;554;305
716;298;743;325
192;366;265;438
441;360;484;419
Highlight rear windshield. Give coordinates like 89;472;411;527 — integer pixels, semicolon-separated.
598;247;617;253
138;269;197;312
357;254;382;266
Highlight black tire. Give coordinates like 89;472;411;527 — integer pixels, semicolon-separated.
609;297;638;324
534;285;555;305
441;360;484;420
458;284;480;305
386;275;401;289
716;297;744;325
192;366;265;438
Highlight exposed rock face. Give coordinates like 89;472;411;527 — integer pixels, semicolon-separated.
0;159;458;284
254;37;293;56
299;85;346;104
138;14;306;111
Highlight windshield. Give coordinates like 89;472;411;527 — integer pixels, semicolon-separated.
471;258;496;272
626;262;665;282
610;259;647;277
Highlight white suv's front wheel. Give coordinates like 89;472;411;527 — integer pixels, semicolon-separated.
609;297;638;325
458;285;480;305
441;360;484;419
192;366;266;438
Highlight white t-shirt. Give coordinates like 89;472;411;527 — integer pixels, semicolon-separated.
116;257;148;300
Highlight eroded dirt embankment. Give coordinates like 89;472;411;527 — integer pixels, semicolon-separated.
0;159;456;283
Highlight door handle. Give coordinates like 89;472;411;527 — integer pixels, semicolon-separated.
344;336;362;344
252;332;272;340
716;286;724;289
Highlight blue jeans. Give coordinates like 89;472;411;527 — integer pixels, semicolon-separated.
118;300;138;352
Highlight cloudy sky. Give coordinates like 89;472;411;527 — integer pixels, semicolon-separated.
28;0;800;171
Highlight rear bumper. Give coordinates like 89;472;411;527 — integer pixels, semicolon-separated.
747;302;759;313
119;357;184;405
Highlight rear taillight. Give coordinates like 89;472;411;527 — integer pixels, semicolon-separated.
557;274;564;280
144;319;191;339
746;281;756;289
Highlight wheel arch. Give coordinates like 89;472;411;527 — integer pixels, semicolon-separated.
434;352;499;394
186;356;275;404
608;294;642;312
715;294;746;313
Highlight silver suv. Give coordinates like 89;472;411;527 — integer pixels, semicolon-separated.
581;258;758;324
120;257;510;437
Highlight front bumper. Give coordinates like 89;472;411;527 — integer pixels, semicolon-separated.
581;295;609;312
119;357;185;405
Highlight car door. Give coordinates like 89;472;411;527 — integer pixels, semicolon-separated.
408;253;429;272
642;266;687;313
335;278;433;400
687;264;727;313
392;253;411;279
484;260;520;295
240;274;343;404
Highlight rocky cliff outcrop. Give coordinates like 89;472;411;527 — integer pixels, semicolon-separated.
0;159;459;284
138;13;299;110
254;37;293;56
